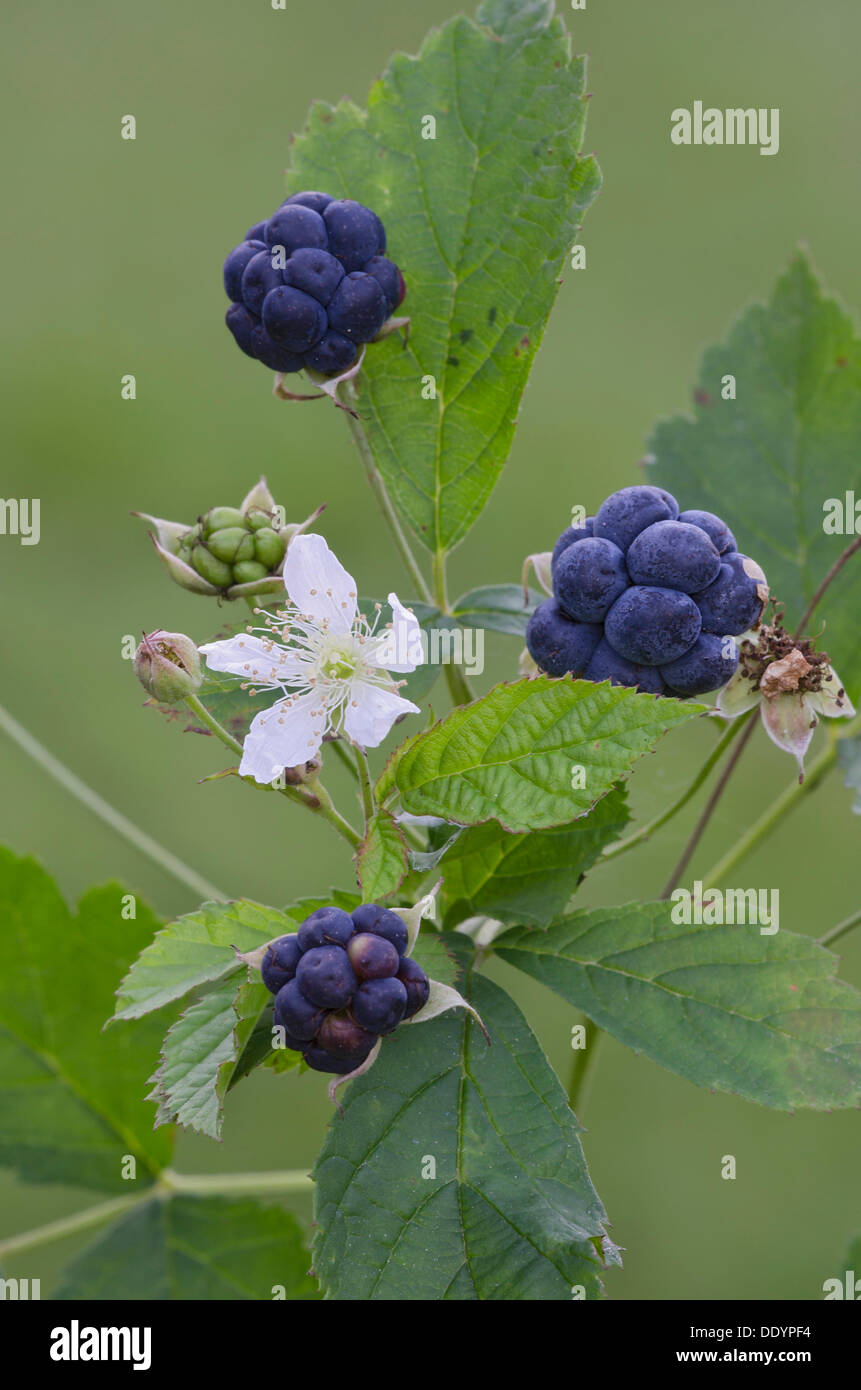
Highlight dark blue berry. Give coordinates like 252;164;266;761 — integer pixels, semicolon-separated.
264;203;328;255
326;272;388;343
694;553;766;635
295;944;357;1009
362;256;404;314
273;979;326;1041
355;907;409;957
323;199;384;271
593;485;680;552
525;599;602;677
317;1010;378;1058
604;586;701;666
283;191;333;216
347;933;400;980
284;247;344;305
302;1044;365;1075
303;330;357;376
296;906;355;952
250;322;303;373
678;509;736;555
351;977;408;1034
225;303;258;358
262;285;328;353
223;240;267;302
554;536;629;623
583;638;666;694
261;934;302;994
626;520;722;594
660;633;739;696
551;516;595;579
240;250;285;315
244;220;267;242
351;903;385;932
397;957;430;1019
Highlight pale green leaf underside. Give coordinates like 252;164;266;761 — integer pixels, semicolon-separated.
289;0;599;553
497;901;861;1110
357;809;409;900
377;676;701;831
53;1195;319;1300
149;977;270;1140
408;930;460;988
0;850;171;1191
313;953;612;1300
441;786;629;926
112;899;297;1021
648;254;861;700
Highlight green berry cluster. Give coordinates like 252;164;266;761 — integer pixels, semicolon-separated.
177;505;286;591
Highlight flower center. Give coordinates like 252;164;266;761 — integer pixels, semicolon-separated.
317;637;363;685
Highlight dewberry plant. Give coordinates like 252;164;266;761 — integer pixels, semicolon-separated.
2;0;861;1301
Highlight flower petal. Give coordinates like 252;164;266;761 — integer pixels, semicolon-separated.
283;534;357;634
199;634;304;685
715;665;760;717
343;680;420;748
808;665;856;719
240;476;276;516
370;594;425;673
760;693;817;780
239;691;329;783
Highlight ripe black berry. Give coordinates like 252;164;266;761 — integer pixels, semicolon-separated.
273;979;327;1041
297;906;355;952
261;934;302;994
397;957;430;1019
295;944;357;1009
352;977;408;1034
347;933;400;980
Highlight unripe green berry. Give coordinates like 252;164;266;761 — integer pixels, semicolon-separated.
253;526;285;570
191;544;233;588
206;526;250;563
202;506;245;535
245;507;275;532
232;559;269;585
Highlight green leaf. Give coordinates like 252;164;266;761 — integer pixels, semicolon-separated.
149;977;271;1140
357;809;409;900
452;584;541;637
53;1196;320;1300
0;850;172;1191
497;901;861;1110
409;930;460;988
837;736;861;813
289;0;599;553
441;787;629;926
312;945;614;1300
112;899;296;1022
377;676;701;831
648;253;861;701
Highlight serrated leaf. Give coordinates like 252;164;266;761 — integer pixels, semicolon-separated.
112;899;298;1022
837;736;861;813
377;676;701;831
452;584;542;637
0;850;172;1191
648;253;861;701
497;901;861;1110
289;0;599;554
441;786;629;926
53;1195;320;1300
357;809;409;900
312;946;612;1300
408;930;460;988
149;977;270;1140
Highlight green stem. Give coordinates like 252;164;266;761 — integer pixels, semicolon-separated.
602;713;753;863
0;701;228;903
0;1194;145;1260
158;1167;313;1196
699;738;837;891
184;692;244;756
344;386;432;604
431;548;475;706
566;1019;602;1117
354;746;376;828
327;737;360;782
819;907;861;949
304;775;362;849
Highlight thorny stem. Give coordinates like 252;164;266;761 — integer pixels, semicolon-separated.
184;692;244;756
0;1169;314;1260
602;713;753;863
0;701;228;903
354;745;376;829
343;383;432;605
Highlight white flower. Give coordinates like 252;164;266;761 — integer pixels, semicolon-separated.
199;534;424;783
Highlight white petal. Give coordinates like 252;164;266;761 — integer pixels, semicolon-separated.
761;693;816;779
715;667;761;717
199;634;303;685
343;680;420;748
370;593;425;673
283;534;357;634
239;692;329;783
808;666;856;719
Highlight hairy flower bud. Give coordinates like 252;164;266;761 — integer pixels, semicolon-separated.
133;630;202;703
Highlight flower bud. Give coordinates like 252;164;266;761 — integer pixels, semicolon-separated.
133;630;202;703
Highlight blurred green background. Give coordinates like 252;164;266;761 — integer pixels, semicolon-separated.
1;0;858;1300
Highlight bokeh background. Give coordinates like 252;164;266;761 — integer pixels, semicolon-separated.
1;0;859;1299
